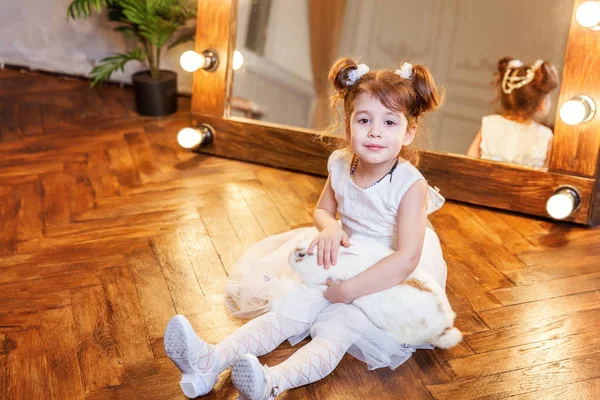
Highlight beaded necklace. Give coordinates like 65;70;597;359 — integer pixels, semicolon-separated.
350;157;399;189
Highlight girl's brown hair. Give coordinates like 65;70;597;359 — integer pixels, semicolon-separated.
493;57;559;121
326;57;443;166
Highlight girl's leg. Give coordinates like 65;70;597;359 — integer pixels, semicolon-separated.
216;311;310;370
164;312;310;398
232;335;353;399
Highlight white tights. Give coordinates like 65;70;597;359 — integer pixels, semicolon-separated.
268;335;353;392
194;311;351;393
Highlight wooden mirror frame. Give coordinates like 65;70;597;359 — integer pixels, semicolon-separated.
190;0;600;225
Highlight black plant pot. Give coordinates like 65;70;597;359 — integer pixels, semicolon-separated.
132;70;178;116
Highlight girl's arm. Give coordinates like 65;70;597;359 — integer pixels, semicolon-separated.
325;180;428;303
312;177;340;232
309;177;350;268
466;129;482;158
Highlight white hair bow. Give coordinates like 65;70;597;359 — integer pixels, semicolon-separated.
346;63;370;85
507;59;544;71
531;59;544;71
507;59;525;69
395;62;413;79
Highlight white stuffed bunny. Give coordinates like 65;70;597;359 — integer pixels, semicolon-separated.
288;238;462;349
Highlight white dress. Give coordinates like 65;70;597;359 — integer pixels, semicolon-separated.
479;114;553;168
224;150;448;370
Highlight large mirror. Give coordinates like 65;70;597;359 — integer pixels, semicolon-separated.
230;0;573;170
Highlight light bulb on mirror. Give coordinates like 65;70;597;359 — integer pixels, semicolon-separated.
546;187;581;220
576;1;600;30
233;50;244;71
180;51;206;72
177;127;202;148
559;95;596;125
177;125;214;151
179;49;219;72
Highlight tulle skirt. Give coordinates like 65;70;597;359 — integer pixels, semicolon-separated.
223;226;447;370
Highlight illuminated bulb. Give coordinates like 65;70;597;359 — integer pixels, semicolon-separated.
233;50;244;71
559;95;596;125
546;187;580;220
177;127;202;148
180;50;206;72
576;1;600;30
177;125;214;151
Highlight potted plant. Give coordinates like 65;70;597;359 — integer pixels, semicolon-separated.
67;0;196;116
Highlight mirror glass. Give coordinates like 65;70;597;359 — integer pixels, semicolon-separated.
230;0;573;170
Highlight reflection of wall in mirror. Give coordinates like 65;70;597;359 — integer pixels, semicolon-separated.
232;0;315;128
338;0;572;156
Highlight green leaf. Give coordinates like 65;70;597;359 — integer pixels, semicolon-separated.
148;0;170;15
124;0;148;15
121;6;147;25
89;48;146;86
66;0;116;19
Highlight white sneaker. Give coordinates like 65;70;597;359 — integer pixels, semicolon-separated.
232;354;280;400
164;315;220;398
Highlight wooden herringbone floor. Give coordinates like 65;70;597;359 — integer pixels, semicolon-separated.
1;68;600;400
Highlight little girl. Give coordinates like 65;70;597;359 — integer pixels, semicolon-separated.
163;58;448;399
466;57;559;168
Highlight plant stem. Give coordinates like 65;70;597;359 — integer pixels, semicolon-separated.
150;45;159;79
156;45;161;78
145;40;156;79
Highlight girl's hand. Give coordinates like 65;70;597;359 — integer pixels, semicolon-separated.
307;227;351;269
324;278;352;304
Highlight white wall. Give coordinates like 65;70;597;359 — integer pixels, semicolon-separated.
0;0;195;91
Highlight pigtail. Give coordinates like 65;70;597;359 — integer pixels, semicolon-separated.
410;64;443;118
497;57;513;75
532;61;559;93
320;58;361;148
493;57;514;90
329;58;359;97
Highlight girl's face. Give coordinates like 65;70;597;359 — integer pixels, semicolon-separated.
349;93;416;165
